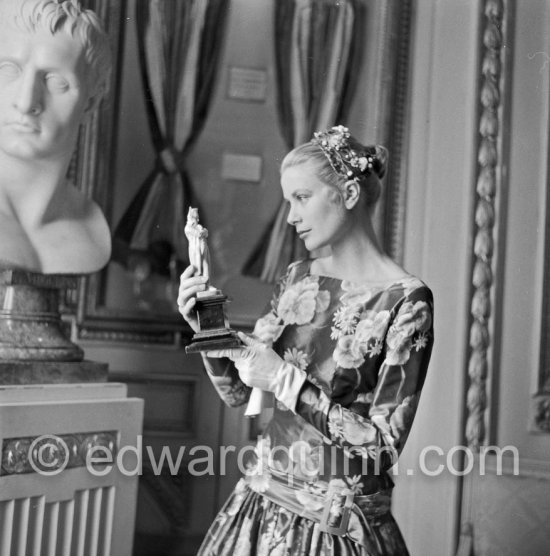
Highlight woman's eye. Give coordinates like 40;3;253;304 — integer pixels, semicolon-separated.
45;74;69;93
0;62;20;79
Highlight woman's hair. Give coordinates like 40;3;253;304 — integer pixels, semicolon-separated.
1;0;112;102
281;127;388;207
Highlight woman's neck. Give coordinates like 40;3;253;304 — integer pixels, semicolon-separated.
312;212;407;283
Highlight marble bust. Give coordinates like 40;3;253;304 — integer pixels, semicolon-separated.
0;0;112;274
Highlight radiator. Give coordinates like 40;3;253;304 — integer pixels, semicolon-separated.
0;384;143;556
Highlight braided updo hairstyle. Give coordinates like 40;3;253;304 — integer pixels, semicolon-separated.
281;135;388;207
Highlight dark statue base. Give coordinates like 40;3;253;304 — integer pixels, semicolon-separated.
0;269;107;385
185;290;243;354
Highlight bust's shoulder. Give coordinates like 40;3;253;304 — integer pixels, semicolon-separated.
40;184;111;272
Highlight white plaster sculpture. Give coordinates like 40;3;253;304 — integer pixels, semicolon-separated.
184;207;211;284
0;0;112;273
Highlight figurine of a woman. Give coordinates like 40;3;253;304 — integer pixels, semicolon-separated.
184;207;210;284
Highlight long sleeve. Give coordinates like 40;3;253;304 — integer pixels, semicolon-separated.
294;285;434;469
200;354;251;407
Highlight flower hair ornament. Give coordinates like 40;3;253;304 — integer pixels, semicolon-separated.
312;125;388;182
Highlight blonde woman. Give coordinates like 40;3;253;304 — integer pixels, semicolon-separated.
178;125;434;555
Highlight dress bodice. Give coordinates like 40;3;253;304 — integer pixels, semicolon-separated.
246;259;434;497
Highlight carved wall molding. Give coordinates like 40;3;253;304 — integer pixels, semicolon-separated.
1;431;118;476
531;394;550;433
465;0;511;450
383;0;412;264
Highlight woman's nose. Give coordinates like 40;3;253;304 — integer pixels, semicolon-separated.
14;70;43;116
286;204;299;226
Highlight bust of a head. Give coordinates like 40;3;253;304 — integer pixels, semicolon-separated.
0;0;113;274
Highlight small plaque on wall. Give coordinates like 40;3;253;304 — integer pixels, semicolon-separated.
227;66;267;102
221;153;263;183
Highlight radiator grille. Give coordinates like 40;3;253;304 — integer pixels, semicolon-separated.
0;487;115;556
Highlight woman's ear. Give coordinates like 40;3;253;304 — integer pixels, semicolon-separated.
343;180;361;209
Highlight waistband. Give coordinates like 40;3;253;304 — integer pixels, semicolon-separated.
243;467;392;546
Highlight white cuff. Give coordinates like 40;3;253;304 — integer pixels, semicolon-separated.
273;362;307;413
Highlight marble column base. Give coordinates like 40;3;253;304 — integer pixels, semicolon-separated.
0;270;83;361
0;270;108;385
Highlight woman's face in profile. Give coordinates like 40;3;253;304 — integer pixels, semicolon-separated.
281;163;350;252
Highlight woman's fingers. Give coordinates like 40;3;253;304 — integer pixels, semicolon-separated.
206;348;244;359
178;297;195;318
177;282;207;307
177;266;206;333
237;331;260;347
180;265;196;279
179;275;207;293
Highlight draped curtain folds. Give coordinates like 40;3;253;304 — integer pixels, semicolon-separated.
113;0;229;277
243;0;362;283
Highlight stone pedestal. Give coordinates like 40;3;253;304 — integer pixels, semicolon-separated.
0;273;139;556
0;360;108;385
0;269;107;385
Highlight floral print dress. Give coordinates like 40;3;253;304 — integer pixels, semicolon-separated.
198;260;434;555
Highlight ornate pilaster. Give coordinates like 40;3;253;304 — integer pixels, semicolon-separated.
465;0;511;450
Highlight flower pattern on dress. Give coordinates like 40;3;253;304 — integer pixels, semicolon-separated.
253;312;285;345
224;479;248;516
288;440;321;478
328;406;379;446
295;481;325;512
276;277;320;325
389;394;419;441
283;347;309;371
245;462;270;493
331;309;391;369
198;260;433;556
340;281;375;306
245;437;272;493
316;289;331;313
333;335;364;368
333;304;361;335
234;518;253;552
331;286;392;369
385;300;432;365
413;332;429;351
354;310;391;343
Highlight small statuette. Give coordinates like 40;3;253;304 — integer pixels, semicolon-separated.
184;208;243;353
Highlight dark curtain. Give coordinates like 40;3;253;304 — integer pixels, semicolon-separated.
113;0;229;278
243;0;363;283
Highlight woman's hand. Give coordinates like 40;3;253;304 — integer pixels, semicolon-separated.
206;332;283;391
208;332;308;412
177;265;208;333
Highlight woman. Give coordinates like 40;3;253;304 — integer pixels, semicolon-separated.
178;125;434;555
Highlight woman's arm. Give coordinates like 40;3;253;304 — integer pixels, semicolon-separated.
295;286;434;471
200;354;251;407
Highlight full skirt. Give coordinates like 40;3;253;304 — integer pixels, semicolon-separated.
197;483;409;556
